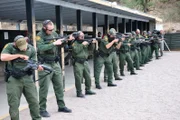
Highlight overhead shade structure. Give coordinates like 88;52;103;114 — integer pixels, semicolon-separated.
0;0;162;26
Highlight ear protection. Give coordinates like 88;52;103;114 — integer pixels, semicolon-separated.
42;20;52;30
76;31;83;40
14;35;24;42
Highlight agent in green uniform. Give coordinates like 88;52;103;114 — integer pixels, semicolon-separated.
141;31;148;64
103;33;122;82
136;29;144;66
72;31;96;98
36;20;72;117
119;34;137;76
129;32;141;70
147;31;153;61
151;34;160;59
94;28;122;89
1;35;41;120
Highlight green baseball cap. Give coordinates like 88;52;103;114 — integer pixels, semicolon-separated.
109;28;117;35
14;35;27;51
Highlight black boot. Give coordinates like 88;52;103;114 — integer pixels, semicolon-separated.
120;72;125;76
136;68;142;70
85;90;96;95
115;76;123;80
58;107;72;113
96;84;102;89
77;92;85;98
40;111;50;117
130;72;137;75
107;83;117;87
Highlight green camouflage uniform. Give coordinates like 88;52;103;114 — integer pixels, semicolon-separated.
151;35;160;59
140;36;148;64
136;34;143;66
94;35;115;86
104;50;120;81
36;29;65;112
1;43;41;120
71;40;93;95
119;39;135;75
129;37;140;70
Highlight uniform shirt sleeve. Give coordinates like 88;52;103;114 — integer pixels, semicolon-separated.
1;43;12;54
101;39;109;46
72;42;85;55
29;45;36;61
36;33;55;52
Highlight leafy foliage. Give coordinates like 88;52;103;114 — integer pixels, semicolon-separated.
108;0;180;22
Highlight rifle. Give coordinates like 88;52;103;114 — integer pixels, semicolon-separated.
44;35;70;44
23;60;53;73
75;39;94;44
116;33;130;42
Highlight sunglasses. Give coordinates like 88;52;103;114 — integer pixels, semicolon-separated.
46;29;54;32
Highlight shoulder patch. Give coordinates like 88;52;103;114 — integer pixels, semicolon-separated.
3;44;8;49
72;43;75;46
104;36;108;41
36;36;41;41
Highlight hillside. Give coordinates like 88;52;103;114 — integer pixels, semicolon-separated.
110;0;180;32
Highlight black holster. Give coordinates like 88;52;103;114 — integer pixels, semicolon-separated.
4;70;10;82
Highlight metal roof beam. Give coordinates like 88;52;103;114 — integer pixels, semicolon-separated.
35;0;149;22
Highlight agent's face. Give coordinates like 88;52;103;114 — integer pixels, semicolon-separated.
136;30;140;34
78;32;84;40
45;24;54;35
110;34;115;38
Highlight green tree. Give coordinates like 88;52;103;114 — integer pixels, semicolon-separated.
108;0;154;13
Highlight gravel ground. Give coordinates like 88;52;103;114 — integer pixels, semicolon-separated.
3;51;180;120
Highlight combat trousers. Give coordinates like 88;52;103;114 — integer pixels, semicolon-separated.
130;49;140;70
104;52;120;81
159;41;164;56
147;45;152;60
6;75;41;120
94;53;114;85
38;62;65;111
151;44;159;59
141;46;148;64
73;61;91;94
137;48;142;65
119;52;135;74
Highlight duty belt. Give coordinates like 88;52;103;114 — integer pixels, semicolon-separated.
39;56;60;63
7;69;32;79
130;47;136;51
99;50;111;57
120;50;129;53
74;58;88;64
